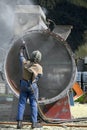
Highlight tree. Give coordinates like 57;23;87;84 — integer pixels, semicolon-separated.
75;43;87;58
38;0;58;9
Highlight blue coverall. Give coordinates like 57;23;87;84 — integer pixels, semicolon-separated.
16;52;41;123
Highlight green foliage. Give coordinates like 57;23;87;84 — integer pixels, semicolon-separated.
75;92;87;103
67;0;87;8
38;0;59;9
36;0;87;53
75;43;87;58
46;0;56;9
38;0;87;9
75;31;87;58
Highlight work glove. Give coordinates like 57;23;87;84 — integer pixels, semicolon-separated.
20;43;25;50
19;44;26;56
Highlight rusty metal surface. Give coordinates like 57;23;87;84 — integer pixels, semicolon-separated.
43;95;71;119
5;30;76;104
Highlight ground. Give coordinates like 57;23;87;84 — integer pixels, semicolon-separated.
71;102;87;118
0;103;87;130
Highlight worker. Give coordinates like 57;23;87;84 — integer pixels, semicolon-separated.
46;19;56;32
16;44;43;129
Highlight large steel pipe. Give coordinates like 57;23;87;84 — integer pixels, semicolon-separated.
5;30;76;104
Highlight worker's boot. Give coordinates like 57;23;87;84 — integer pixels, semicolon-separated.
17;121;22;129
31;122;42;129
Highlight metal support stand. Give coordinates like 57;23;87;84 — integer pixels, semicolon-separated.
42;94;72;119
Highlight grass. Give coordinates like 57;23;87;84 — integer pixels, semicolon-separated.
75;92;87;103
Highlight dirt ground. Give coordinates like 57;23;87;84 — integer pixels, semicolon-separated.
0;103;87;130
70;102;87;118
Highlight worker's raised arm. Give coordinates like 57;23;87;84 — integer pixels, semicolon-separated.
19;45;27;64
